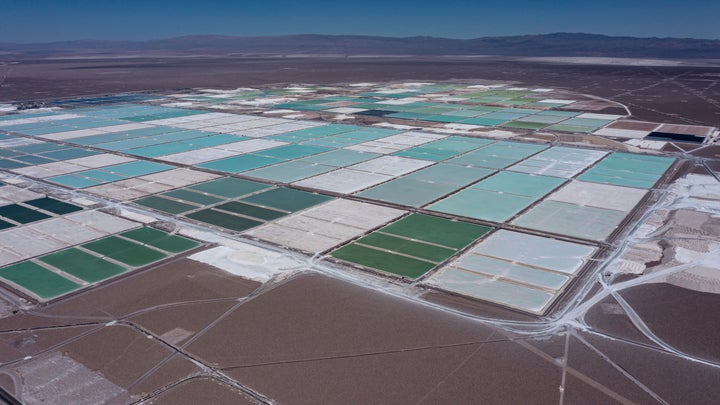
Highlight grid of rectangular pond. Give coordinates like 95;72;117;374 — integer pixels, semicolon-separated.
160;138;287;165
4;105;667;236
429;171;565;223
269;88;607;132
428;230;597;314
198;144;331;173
446;141;547;169
0;136;99;170
136;112;288;132
0;196;82;230
171;88;300;104
167;84;630;135
48;160;175;189
512;181;648;241
0;205;140;267
4;106;667;242
4;105;616;209
0;107;326;172
78;127;248;158
134;177;332;232
82;168;221;201
0;97;677;314
68;104;207;122
343;131;446;154
394;136;494;161
36;119;271;164
331;213;491;279
356;163;496;207
0;113;123;136
507;146;608;178
10;153;133;180
0;227;200;301
545;114;618;133
0;105;211;140
578;152;675;189
47;93;161;107
241;148;379;184
246;199;406;253
269;125;401;147
294;156;434;194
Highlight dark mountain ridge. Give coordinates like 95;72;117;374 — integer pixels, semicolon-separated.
1;33;719;59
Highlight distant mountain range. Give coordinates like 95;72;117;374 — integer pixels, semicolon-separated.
2;33;719;59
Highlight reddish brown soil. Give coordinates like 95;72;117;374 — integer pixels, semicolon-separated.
656;123;715;136
689;145;720;159
608;120;661;131
0;259;263;402
150;377;260;404
619;283;720;363
0;259;718;403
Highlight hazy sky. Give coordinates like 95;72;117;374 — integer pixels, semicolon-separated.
2;0;718;43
